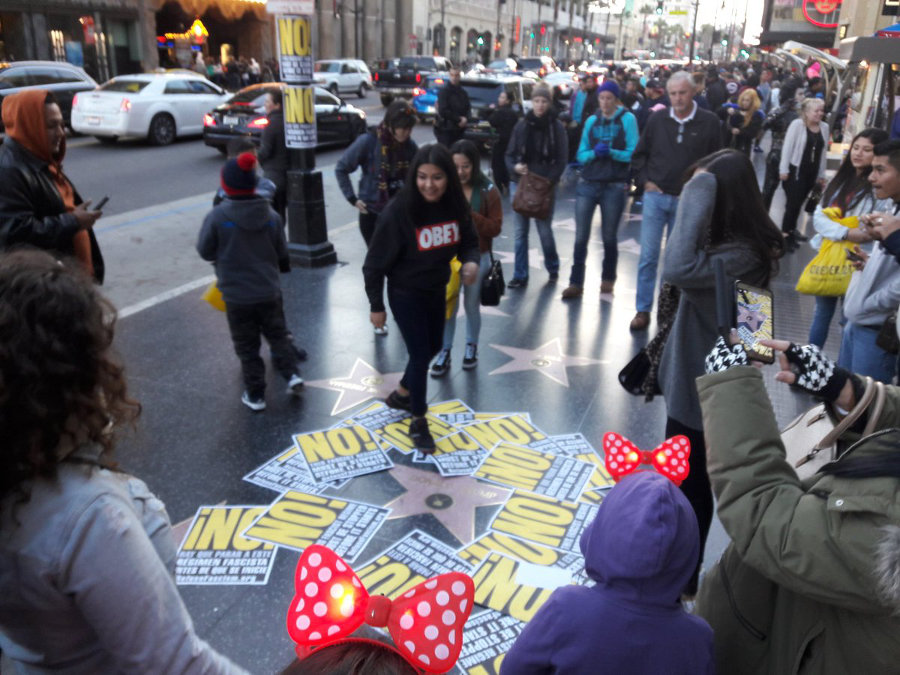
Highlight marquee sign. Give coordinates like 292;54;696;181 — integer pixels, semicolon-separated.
802;0;842;28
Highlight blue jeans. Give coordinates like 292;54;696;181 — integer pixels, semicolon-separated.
570;180;627;287
838;321;896;385
808;295;840;349
635;190;679;313
443;251;491;349
510;181;560;281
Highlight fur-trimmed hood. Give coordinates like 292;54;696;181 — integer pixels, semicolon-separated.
876;525;900;613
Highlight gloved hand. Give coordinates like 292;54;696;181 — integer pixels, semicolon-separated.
780;343;850;402
704;335;748;374
593;142;610;158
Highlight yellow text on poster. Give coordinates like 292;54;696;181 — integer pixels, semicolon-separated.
466;656;505;675
490;492;576;549
475;442;554;492
429;400;472;415
242;492;346;550
465;415;546;450
458;532;564;568
284;87;315;125
376;413;457;454
356;555;425;599
433;429;483;456
295;425;378;462
577;452;614;504
277;16;312;57
182;506;274;551
472;552;553;623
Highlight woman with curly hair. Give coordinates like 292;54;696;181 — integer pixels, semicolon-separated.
0;250;247;674
723;88;764;155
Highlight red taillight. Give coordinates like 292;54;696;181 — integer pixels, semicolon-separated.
72;94;79;108
412;87;423;96
203;113;216;127
248;117;269;129
374;72;379;82
539;67;546;77
416;73;421;83
119;98;131;113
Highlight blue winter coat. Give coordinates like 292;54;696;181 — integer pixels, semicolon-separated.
501;471;715;675
576;105;639;183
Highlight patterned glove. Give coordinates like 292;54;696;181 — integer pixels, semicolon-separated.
593;142;610;157
705;336;749;374
783;343;850;402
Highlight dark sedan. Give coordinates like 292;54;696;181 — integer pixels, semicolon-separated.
203;83;367;153
0;61;97;131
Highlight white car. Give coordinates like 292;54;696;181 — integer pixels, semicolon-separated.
71;72;229;145
313;59;372;99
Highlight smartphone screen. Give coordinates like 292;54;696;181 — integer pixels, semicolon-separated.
735;282;774;364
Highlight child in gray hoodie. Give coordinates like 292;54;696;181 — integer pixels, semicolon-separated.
197;151;302;411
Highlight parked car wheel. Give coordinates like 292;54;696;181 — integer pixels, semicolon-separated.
328;83;339;96
148;113;176;146
357;83;366;99
94;135;118;144
380;94;393;107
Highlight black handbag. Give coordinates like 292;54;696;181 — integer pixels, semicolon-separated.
804;185;822;214
480;252;505;306
876;311;900;355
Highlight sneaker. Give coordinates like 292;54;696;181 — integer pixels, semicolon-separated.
409;417;436;453
507;278;528;289
287;373;304;396
430;349;451;378
600;280;615;294
374;325;388;336
385;389;412;411
629;311;651;331
561;285;583;299
241;391;266;411
462;343;478;369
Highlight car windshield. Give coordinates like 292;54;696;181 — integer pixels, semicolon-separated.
227;88;274;106
315;62;341;73
488;60;512;70
517;59;543;70
461;82;503;105
99;79;149;93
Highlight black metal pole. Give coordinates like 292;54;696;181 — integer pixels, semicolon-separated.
688;0;699;63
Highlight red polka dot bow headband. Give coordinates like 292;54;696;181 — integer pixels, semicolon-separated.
603;433;691;486
286;544;475;673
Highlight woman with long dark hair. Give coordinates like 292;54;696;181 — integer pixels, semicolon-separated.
0;250;246;673
658;149;784;595
779;97;829;251
430;139;502;376
807;127;890;349
363;144;480;451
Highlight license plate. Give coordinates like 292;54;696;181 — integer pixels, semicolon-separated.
223;115;239;125
87;116;101;125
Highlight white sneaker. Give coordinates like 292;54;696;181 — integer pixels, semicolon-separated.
374;325;388;336
241;391;266;411
287;373;304;396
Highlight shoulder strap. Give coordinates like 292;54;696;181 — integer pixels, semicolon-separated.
818;377;877;449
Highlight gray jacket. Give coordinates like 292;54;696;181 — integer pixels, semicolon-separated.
197;195;288;306
0;448;246;674
659;172;769;429
843;243;900;327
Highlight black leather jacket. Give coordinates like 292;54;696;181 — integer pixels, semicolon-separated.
436;84;471;130
0;138;104;283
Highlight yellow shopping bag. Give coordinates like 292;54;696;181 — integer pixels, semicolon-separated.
795;208;858;297
445;256;462;320
202;280;226;312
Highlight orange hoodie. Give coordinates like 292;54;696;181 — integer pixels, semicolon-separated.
1;89;92;275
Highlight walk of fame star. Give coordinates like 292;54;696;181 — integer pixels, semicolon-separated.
384;464;510;544
488;337;607;387
305;358;403;416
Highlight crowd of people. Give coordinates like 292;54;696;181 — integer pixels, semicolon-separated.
1;53;900;673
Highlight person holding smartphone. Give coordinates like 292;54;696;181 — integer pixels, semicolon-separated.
657;149;784;595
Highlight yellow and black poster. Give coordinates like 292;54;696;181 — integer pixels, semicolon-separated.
463;414;548;450
474;441;595;501
283;85;316;149
576;451;615;505
430;429;489;476
242;491;388;560
457;610;525;675
529;432;597;457
355;529;473;599
489;491;599;554
276;16;314;83
177;506;276;585
369;412;458;455
470;551;558;623
242;445;345;494
457;531;589;583
292;424;392;483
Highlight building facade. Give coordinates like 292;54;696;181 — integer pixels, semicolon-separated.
834;0;897;47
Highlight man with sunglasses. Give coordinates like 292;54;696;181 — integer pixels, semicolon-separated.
629;71;721;331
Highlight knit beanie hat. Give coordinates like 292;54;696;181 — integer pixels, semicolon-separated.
531;83;552;101
221;151;259;196
597;80;620;99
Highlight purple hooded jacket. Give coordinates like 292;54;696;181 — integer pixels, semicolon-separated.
501;472;715;674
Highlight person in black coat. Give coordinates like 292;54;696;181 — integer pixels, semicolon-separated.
704;67;728;113
486;91;520;195
434;66;471;148
257;88;289;222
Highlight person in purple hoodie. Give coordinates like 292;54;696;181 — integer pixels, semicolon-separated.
501;471;715;675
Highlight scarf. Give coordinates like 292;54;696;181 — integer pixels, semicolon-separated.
523;111;554;166
375;123;411;211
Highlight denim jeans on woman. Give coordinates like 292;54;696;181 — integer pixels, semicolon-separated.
838;321;897;385
808;295;840;350
570;180;627;287
635;190;679;313
510;181;560;281
388;286;445;416
443;251;491;350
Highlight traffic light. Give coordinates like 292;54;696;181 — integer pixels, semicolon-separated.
656;1;663;15
530;31;535;39
540;24;546;35
477;35;484;46
720;38;728;46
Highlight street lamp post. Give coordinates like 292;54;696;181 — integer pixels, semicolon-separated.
688;0;699;63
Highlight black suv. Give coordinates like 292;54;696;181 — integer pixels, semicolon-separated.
461;75;533;150
0;61;98;130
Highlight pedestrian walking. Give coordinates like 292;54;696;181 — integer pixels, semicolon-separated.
0;90;104;282
486;91;519;195
761;76;801;210
562;80;638;299
257;88;289;223
434;66;470;148
629;71;721;331
197;152;303;411
363;144;480;451
505;83;568;288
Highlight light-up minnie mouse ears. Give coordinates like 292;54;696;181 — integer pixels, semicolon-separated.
286;545;475;674
603;432;691;486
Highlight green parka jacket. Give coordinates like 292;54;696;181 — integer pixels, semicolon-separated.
695;367;900;675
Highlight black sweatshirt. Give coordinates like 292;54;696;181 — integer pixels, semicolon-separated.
363;196;480;312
